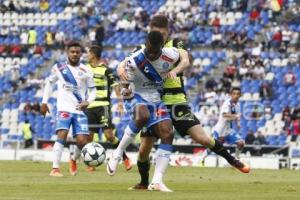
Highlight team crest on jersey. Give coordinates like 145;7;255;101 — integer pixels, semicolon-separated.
62;69;68;74
163;62;169;70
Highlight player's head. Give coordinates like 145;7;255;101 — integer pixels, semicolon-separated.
88;45;102;62
230;87;241;102
145;31;164;61
150;15;169;43
66;41;82;66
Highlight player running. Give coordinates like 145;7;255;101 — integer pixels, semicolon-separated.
41;41;96;177
118;15;250;190
82;45;132;172
106;31;186;192
201;87;245;165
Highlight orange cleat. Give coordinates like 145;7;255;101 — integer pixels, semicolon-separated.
49;168;63;177
232;159;250;173
123;157;133;171
86;166;96;172
69;159;78;176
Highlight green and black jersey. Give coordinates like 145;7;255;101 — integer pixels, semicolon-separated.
87;63;118;108
130;39;188;105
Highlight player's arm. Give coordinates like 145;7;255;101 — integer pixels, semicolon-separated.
77;71;96;111
106;68;124;114
117;46;142;81
167;48;190;79
169;49;190;75
41;66;58;116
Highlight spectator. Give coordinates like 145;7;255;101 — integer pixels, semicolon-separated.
39;0;49;12
205;78;218;90
54;31;65;48
95;24;105;46
245;130;255;144
290;117;300;142
282;24;292;49
211;28;222;49
45;29;54;47
284;71;296;86
252;60;265;79
271;27;282;48
22;120;33;148
28;27;37;45
24;102;32;114
237;29;248;50
249;7;260;24
20;28;29;45
204;88;217;105
256;131;267;145
259;81;273;99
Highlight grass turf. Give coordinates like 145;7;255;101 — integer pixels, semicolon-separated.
0;161;299;200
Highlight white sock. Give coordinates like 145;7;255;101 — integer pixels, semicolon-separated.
52;141;64;169
201;149;209;162
113;125;136;158
151;144;172;184
70;145;81;161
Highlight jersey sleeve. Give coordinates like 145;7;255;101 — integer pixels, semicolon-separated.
47;64;59;83
86;69;95;88
125;57;136;82
164;47;180;66
105;68;118;87
221;101;230;114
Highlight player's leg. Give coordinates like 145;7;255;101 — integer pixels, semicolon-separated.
50;111;72;177
188;126;249;173
69;113;89;176
102;104;132;170
107;103;150;176
148;118;174;192
104;128;132;171
128;134;156;190
226;131;245;159
172;105;250;173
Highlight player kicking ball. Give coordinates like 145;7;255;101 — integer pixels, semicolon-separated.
106;31;187;192
41;41;96;177
201;87;245;165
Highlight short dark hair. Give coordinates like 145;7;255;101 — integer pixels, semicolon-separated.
231;87;241;93
150;15;169;29
147;31;164;49
89;45;102;58
66;41;82;50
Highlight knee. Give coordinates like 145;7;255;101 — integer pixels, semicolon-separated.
135;106;150;126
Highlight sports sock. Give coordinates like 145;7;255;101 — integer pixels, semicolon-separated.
151;144;172;184
70;145;81;161
137;158;150;186
52;139;65;169
209;139;235;165
235;148;241;159
113;121;140;158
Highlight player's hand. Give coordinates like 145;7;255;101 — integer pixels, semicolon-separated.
117;102;125;116
76;101;89;111
117;65;128;81
40;103;50;117
166;70;177;79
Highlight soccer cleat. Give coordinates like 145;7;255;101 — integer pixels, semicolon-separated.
69;159;78;176
128;183;148;190
232;159;250;173
49;168;63;177
147;182;173;192
106;155;121;176
123;157;133;171
86;166;96;172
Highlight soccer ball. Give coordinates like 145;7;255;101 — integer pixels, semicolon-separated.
81;142;106;167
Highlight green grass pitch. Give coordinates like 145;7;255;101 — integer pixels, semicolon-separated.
0;161;299;200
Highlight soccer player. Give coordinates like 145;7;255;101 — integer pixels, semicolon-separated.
201;87;245;164
118;15;250;190
83;45;132;172
41;41;96;177
107;31;185;192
